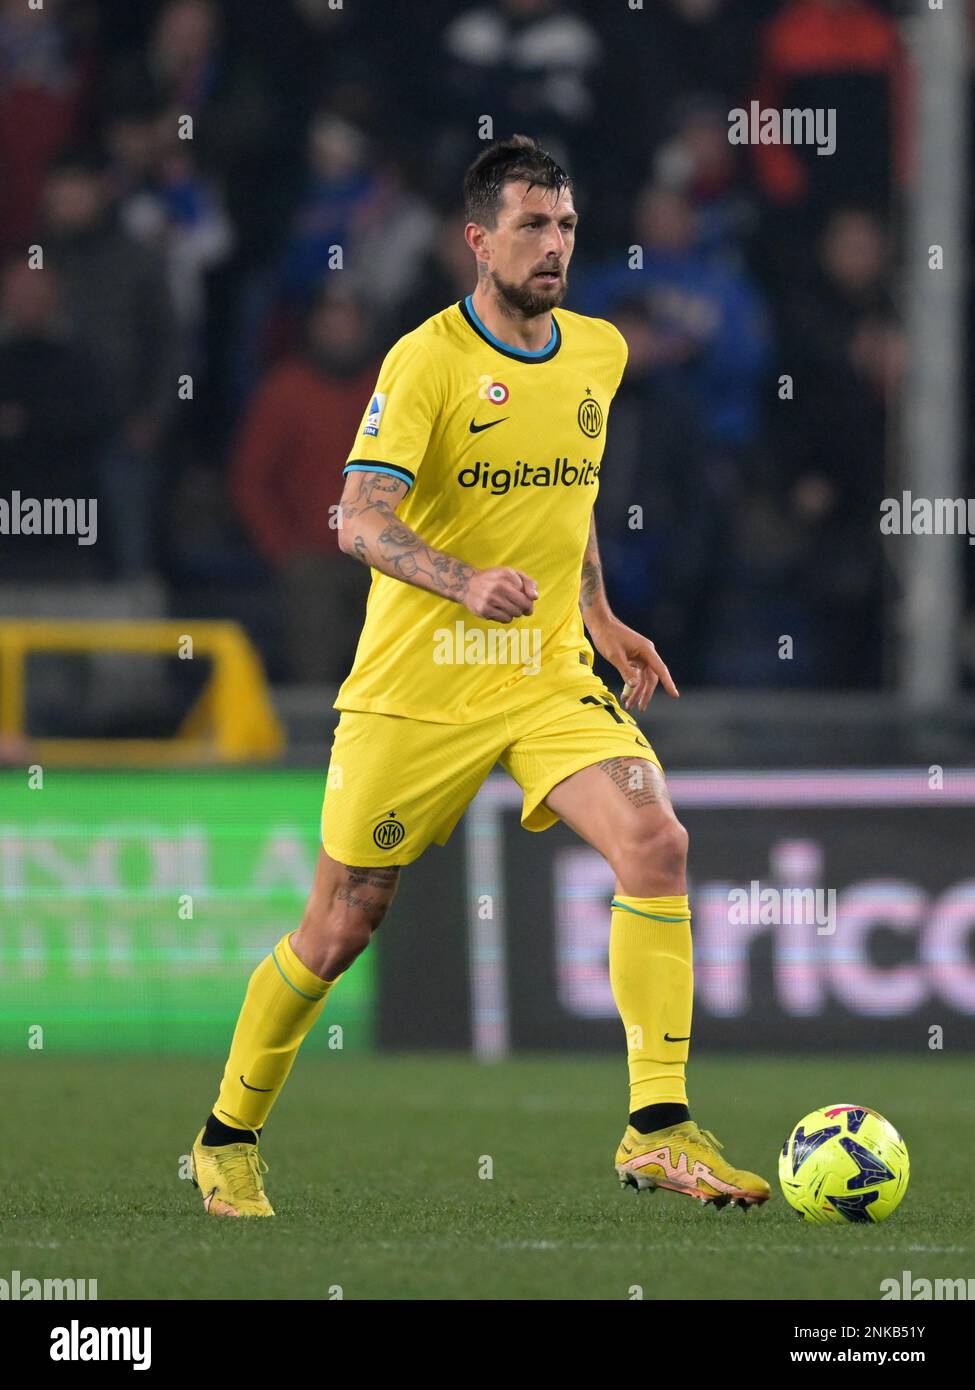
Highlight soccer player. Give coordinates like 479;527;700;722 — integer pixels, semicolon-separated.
191;137;771;1215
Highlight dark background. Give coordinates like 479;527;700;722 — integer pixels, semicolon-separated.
0;0;940;703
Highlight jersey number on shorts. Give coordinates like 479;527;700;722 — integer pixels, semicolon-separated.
579;693;651;749
579;694;625;724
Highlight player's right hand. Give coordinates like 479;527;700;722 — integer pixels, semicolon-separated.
464;568;538;623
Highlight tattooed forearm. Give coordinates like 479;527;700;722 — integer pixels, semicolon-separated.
374;519;474;597
339;468;476;601
580;511;610;616
340;469;478;600
580;557;603;606
598;757;665;808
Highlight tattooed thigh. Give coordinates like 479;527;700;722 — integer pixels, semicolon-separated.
597;757;671;810
337;864;401;923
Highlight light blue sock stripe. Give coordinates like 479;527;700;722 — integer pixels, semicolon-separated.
271;947;324;1002
611;899;690;923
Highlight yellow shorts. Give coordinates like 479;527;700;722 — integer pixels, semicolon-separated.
321;672;663;866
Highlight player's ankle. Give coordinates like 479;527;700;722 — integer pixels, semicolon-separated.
202;1113;263;1146
629;1102;690;1135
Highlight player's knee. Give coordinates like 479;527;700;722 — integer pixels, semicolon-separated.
653;818;689;879
322;928;371;979
293;911;374;979
619;816;689;889
295;875;395;977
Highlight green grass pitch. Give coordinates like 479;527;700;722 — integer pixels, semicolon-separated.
2;1053;971;1300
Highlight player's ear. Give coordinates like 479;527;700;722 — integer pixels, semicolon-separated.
464;220;488;263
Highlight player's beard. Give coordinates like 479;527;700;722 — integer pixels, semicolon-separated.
489;266;567;318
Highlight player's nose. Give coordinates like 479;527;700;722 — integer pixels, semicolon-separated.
542;227;567;257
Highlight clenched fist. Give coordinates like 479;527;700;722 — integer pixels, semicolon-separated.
463;567;539;623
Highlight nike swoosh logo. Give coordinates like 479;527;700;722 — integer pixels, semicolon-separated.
663;1034;690;1042
240;1075;273;1092
469;417;508;433
621;1143;633;1154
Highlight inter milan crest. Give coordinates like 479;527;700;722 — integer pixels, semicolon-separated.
373;811;405;849
577;388;603;438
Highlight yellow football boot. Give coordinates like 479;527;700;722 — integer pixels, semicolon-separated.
615;1120;771;1208
190;1128;274;1217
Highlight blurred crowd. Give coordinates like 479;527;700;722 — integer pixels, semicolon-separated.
0;0;954;689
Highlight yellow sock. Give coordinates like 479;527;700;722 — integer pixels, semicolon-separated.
212;932;340;1131
609;894;693;1111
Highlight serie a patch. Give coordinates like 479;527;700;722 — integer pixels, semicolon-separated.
362;393;387;437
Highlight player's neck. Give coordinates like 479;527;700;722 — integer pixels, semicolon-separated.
469;286;554;354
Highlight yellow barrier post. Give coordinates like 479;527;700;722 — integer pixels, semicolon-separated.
0;620;285;765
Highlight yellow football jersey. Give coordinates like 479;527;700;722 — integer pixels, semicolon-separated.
336;295;628;723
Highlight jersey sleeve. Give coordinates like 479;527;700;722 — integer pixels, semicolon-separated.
344;334;442;494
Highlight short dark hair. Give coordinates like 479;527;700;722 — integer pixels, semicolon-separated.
463;135;572;228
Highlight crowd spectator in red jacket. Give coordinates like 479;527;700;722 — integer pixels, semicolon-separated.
232;282;378;684
752;0;909;215
0;0;91;256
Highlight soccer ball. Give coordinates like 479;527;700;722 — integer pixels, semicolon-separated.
778;1104;910;1224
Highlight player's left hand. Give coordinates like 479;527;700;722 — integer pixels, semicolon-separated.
590;618;679;713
